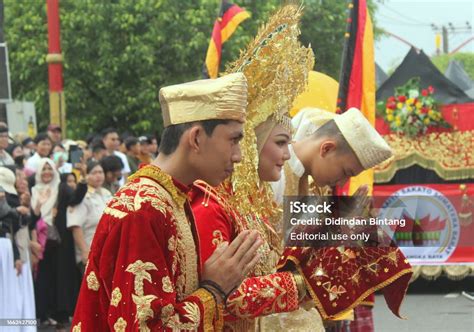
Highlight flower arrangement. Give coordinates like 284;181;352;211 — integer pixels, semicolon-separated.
377;78;450;137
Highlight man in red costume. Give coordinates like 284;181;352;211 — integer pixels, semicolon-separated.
72;73;263;331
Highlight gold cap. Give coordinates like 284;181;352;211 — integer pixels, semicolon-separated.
159;73;248;127
334;108;393;169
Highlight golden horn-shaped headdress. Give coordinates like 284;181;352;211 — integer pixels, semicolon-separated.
226;4;314;217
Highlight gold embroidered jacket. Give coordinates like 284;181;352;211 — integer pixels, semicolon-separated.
71;165;221;331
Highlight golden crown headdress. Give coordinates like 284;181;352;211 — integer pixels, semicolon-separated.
225;4;315;220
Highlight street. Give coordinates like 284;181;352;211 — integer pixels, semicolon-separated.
374;277;474;332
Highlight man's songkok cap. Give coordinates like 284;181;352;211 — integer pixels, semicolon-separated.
159;73;248;127
334;107;393;169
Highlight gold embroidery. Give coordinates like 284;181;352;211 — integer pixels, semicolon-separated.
183;302;200;326
128;165;187;206
161;304;174;323
111;287;122;307
322;282;347;302
168;235;176;252
132;294;157;332
211;230;224;247
164;302;201;330
311;264;328;280
86;271;100;291
103;206;128;219
113;317;127;332
126;260;158;296
72;322;81;332
259;287;276;298
162;276;174;293
172;203;199;300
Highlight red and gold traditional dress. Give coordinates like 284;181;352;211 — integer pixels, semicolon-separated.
190;4;319;331
191;181;304;331
71;165;221;331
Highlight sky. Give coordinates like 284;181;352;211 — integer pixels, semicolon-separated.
374;0;474;73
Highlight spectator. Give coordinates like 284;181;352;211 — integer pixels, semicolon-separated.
124;136;141;174
101;128;130;185
6;143;25;169
0;126;14;166
99;155;123;194
25;133;53;175
90;141;107;162
54;169;88;329
150;135;159;158
137;135;153;164
68;161;111;274
22;137;35;159
30;158;61;327
0;166;36;329
52;143;72;174
47;124;62;145
0;185;23;325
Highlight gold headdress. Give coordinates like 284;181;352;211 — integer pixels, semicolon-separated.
225;4;314;219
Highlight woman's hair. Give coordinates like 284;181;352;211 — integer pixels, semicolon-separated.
60;172;77;183
86;160;101;174
34;133;52;145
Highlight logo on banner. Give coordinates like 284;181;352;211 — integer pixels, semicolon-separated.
379;186;460;263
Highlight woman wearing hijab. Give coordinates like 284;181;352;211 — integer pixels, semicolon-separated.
30;158;62;328
191;6;320;330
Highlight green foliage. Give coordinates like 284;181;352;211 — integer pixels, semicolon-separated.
431;52;474;80
4;0;379;138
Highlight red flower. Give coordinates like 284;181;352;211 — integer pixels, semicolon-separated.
421;89;429;96
421;107;429;114
387;96;396;103
428;86;434;94
397;95;407;102
387;102;396;110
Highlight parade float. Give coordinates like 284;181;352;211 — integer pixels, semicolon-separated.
374;47;474;281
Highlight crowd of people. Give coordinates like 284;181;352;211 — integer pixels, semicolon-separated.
0;123;159;331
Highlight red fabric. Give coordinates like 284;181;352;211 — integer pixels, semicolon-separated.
190;182;300;323
346;0;367;110
349;305;374;332
221;4;245;30
277;246;412;320
72;167;215;331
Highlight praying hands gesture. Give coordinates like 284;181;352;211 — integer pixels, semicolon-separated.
201;230;262;303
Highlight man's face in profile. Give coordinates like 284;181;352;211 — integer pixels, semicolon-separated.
194;121;244;187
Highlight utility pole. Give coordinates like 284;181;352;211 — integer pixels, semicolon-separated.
0;0;7;123
431;22;472;54
442;26;448;54
46;0;66;132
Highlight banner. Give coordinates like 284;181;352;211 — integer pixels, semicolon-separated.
374;184;474;265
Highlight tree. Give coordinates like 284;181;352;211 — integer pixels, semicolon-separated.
4;0;378;138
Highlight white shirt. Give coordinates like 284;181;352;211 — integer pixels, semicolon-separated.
114;151;131;186
67;187;112;263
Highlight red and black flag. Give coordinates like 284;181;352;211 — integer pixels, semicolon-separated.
336;0;376;195
203;1;250;78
